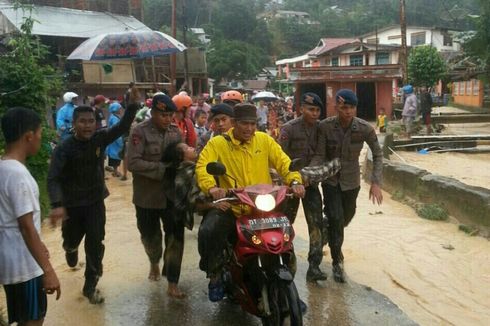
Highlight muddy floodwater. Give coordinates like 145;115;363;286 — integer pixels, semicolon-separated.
393;152;490;190
1;174;489;325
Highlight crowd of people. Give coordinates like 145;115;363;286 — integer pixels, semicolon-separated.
0;85;384;325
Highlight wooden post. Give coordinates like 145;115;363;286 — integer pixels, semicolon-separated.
182;0;191;94
170;0;177;95
400;0;408;85
151;56;157;82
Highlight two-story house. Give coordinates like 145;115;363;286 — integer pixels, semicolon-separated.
361;25;461;53
277;38;403;119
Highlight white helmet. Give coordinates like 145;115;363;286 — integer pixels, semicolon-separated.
63;92;78;103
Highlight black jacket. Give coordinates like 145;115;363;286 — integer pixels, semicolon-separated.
48;103;137;208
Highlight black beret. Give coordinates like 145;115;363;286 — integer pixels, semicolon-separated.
301;92;324;111
152;94;177;112
209;103;234;120
335;89;358;106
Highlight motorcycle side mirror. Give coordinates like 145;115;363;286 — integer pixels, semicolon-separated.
206;162;226;176
289;158;306;172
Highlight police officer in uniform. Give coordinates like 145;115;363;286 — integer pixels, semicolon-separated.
279;92;327;282
310;89;383;283
126;94;186;298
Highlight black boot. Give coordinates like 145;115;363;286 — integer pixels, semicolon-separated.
306;266;327;282
65;250;78;268
332;263;345;283
83;279;104;304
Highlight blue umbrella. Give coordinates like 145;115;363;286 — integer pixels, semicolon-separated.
67;30;187;61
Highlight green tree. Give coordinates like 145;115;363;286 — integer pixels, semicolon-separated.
462;0;490;80
407;45;447;87
207;40;268;81
0;3;63;216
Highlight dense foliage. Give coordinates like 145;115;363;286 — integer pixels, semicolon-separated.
462;0;490;81
408;46;447;87
0;3;63;215
144;0;479;82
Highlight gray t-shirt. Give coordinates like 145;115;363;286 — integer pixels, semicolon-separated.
0;159;43;284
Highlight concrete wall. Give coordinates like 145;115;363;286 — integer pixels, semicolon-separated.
376;81;393;118
364;158;490;229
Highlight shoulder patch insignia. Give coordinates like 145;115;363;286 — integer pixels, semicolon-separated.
132;133;142;146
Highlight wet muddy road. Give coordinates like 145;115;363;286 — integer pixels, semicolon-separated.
2;175;489;325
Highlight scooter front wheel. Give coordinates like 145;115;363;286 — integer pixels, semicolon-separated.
261;281;303;326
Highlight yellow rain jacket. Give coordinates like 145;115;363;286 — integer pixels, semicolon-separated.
196;129;302;215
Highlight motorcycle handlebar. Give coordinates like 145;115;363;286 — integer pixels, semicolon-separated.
211;187;297;204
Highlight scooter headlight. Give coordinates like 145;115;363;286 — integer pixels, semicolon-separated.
254;194;276;212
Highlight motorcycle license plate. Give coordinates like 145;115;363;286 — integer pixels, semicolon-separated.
248;216;290;230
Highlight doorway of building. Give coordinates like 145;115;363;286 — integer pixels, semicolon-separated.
356;82;376;120
299;83;327;119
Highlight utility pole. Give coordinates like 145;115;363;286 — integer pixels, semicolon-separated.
400;0;408;85
182;0;191;94
170;0;177;95
373;0;378;65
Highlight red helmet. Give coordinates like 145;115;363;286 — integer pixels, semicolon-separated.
93;94;108;105
221;90;243;104
145;98;153;108
172;94;193;111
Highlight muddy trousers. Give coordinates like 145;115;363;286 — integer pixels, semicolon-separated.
135;205;184;284
287;186;324;268
63;201;106;289
322;184;360;265
198;209;236;277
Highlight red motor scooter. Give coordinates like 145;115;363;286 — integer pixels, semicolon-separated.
206;162;303;326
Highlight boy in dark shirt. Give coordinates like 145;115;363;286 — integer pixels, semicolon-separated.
48;88;139;304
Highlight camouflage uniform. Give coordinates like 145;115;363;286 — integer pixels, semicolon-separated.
126;119;184;282
279;116;325;272
311;116;383;268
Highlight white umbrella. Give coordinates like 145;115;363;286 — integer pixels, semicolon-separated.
252;91;278;102
67;30;186;61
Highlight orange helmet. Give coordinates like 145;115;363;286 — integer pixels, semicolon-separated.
221;90;243;104
172;94;193;111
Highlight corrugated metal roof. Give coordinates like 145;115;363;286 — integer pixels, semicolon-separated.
307;38;357;56
0;3;151;38
275;54;311;65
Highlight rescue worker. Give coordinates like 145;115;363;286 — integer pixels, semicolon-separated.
196;103;305;302
126;94;186;299
310;89;383;283
56;91;78;140
92;94;108;130
220;90;243;107
279;92;327;282
172;94;197;147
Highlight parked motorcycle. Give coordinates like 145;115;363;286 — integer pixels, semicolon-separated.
206;162;303;326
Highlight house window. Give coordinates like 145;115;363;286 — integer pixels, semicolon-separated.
473;79;480;96
331;57;339;66
466;81;472;95
388;35;402;40
443;33;453;46
350;54;363;66
376;52;390;65
410;32;426;46
454;82;459;96
367;38;378;44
